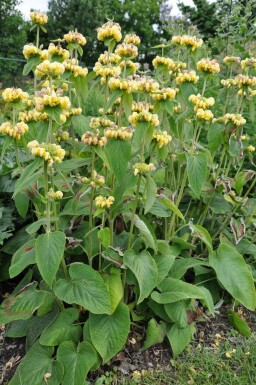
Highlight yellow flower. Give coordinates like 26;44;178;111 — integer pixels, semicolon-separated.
35;60;65;78
247;145;255;152
63;59;88;77
28;141;65;166
47;188;63;199
152;130;172;147
64;31;86;46
97;21;122;43
241;57;256;70
133;163;156;175
223;56;241;65
132;101;154;112
48;43;70;60
98;52;121;65
235;74;256;88
197;58;220;75
176;70;199;84
196;108;214;120
2;87;29;103
0;121;28;140
189;94;215;110
115;43;138;59
124;34;141;46
30;11;48;25
105;126;133;140
81;130;107;147
128;111;159;127
108;76;138;93
95;195;115;208
221;79;236;88
172;35;203;51
93;62;121;78
152;56;175;71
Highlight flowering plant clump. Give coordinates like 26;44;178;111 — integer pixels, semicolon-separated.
30;10;48;25
1;17;256;385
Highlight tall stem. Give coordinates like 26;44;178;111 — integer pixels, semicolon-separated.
88;151;95;260
128;175;142;249
44;161;51;233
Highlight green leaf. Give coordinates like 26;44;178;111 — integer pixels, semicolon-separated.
123;250;158;304
57;341;97;385
53;263;111;314
164;301;189;328
121;92;133;119
105;139;131;183
55;158;90;173
227;310;251;337
151;278;214;313
167;324;195;357
98;227;110;248
71;115;90;136
186;153;208;198
14;192;29;218
26;219;47;235
36;231;66;288
44;105;63;124
13;158;43;197
89;303;130;363
144;175;157;214
209;244;256;311
207;123;224;153
102;267;123;314
169;258;206;279
155;241;177;285
133;214;157;251
40;308;82;346
0;283;45;324
157;196;184;220
9;238;36;278
9;341;63;385
142;319;166;351
234;170;255;195
189;222;213;254
133;122;150;148
23;56;41;75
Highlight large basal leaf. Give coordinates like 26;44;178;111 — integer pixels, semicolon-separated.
89;302;130;363
102;267;123;314
36;231;66;288
53;263;111;314
9;341;63;385
57;341;97;385
142;319;166;351
164;300;190;328
209;243;256;311
40;308;82;346
105;139;131;183
151;277;214;314
0;283;46;324
123;250;158;304
186;152;208;198
167;323;195;358
9;238;36;278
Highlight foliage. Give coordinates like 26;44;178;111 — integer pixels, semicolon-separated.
0;11;256;385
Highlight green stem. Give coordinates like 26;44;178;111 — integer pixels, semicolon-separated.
14;141;22;173
128;175;142;249
201;78;207;96
99;212;106;270
88;151;95;260
44;162;51;233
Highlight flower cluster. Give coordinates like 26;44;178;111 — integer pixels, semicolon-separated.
53;130;69;142
105;125;133;140
119;60;139;75
27;141;66;166
47;188;63;199
152;56;175;71
63;59;88;77
35;60;65;78
64;107;82;119
172;35;203;51
234;75;256;88
90;117;113;129
79;171;105;187
108;76;138;93
115;43;138;59
124;34;141;45
134;75;159;93
197;59;220;75
34;91;71;111
64;31;87;46
19;109;48;122
95;195;115;208
133;162;156;175
30;11;48;25
213;114;246;126
189;94;215;110
48;43;70;60
241;58;256;70
152;130;172;147
132;101;154;112
151;87;176;101
81;130;107;147
128;111;159;127
0;121;29;140
97;21;122;43
196;108;214;121
221;79;236;88
176;70;199;84
2;88;29;103
23;44;48;60
223;56;241;65
98;52;121;65
93;62;121;79
247;145;255;152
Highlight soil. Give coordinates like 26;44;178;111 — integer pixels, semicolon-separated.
1;305;255;385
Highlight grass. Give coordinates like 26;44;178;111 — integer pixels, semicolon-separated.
116;333;256;385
